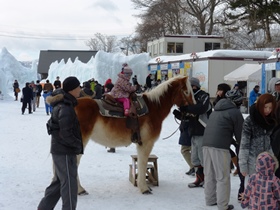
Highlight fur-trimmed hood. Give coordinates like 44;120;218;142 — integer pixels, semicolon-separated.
46;89;77;107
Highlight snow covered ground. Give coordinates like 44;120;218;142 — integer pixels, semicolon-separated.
0;94;244;210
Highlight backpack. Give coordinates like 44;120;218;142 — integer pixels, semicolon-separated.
37;84;42;94
194;90;212;128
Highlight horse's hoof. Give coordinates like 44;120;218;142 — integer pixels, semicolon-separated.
142;189;152;195
78;190;89;196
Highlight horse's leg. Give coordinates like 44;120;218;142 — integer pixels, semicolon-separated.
136;141;154;194
77;154;88;195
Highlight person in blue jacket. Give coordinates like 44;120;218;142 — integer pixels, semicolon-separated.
249;85;260;107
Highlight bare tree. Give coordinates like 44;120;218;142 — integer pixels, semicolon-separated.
132;0;188;51
179;0;225;35
132;0;226;51
119;35;142;55
224;0;280;45
85;33;118;52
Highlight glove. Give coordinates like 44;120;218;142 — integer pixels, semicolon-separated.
179;106;188;112
172;109;181;120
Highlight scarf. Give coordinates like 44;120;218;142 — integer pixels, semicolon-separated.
249;104;276;131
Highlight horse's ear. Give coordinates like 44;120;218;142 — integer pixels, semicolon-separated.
180;76;189;87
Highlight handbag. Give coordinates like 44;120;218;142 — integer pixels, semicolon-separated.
16;88;21;93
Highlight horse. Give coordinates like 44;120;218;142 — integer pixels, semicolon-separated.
75;75;195;194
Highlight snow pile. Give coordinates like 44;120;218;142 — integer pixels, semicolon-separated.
0;47;38;97
46;51;150;86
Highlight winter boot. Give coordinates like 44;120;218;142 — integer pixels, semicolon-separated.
227;204;234;210
186;167;195;176
188;165;204;188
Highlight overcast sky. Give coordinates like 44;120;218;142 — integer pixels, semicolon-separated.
0;0;139;61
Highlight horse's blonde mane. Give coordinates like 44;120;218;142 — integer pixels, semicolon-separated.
145;76;186;104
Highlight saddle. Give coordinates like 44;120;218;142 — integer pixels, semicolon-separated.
95;93;149;145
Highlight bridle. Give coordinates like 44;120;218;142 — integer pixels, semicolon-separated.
180;88;193;107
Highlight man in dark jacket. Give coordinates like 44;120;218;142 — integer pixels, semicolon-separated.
145;74;152;89
13;79;19;101
53;76;61;89
80;81;95;98
21;82;33;114
173;110;194;175
178;77;211;188
94;80;102;99
38;76;83;210
36;80;43;108
202;90;244;210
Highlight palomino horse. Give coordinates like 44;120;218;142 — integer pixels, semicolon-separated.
75;75;195;194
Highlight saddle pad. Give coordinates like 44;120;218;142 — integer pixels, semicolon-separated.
95;95;149;118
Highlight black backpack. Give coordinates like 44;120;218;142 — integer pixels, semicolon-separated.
37;84;42;94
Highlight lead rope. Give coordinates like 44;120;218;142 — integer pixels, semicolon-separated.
162;116;181;140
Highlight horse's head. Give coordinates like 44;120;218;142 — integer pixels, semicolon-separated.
172;76;196;107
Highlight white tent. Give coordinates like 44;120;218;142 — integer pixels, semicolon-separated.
224;64;261;81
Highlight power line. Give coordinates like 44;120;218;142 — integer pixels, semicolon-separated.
0;32;90;40
0;33;88;40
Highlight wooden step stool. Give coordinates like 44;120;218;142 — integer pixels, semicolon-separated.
129;154;159;186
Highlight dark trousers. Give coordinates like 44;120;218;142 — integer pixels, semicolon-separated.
38;154;78;210
14;91;18;100
21;101;32;114
235;146;245;198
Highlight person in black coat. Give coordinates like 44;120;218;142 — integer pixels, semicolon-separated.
80;81;95;98
21;82;33;114
94;80;102;99
13;80;19;101
179;77;211;188
53;76;61;89
38;76;83;210
173;110;194;175
36;80;43;108
145;74;152;89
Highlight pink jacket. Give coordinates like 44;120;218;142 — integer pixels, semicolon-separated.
110;73;136;98
241;152;280;209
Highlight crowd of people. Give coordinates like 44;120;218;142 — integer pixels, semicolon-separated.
14;67;280;209
14;67;168;117
173;77;280;210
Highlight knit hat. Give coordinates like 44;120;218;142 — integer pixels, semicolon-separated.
84;81;91;89
104;78;112;86
122;63;133;76
275;80;280;85
190;77;201;88
63;76;80;93
217;83;231;93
